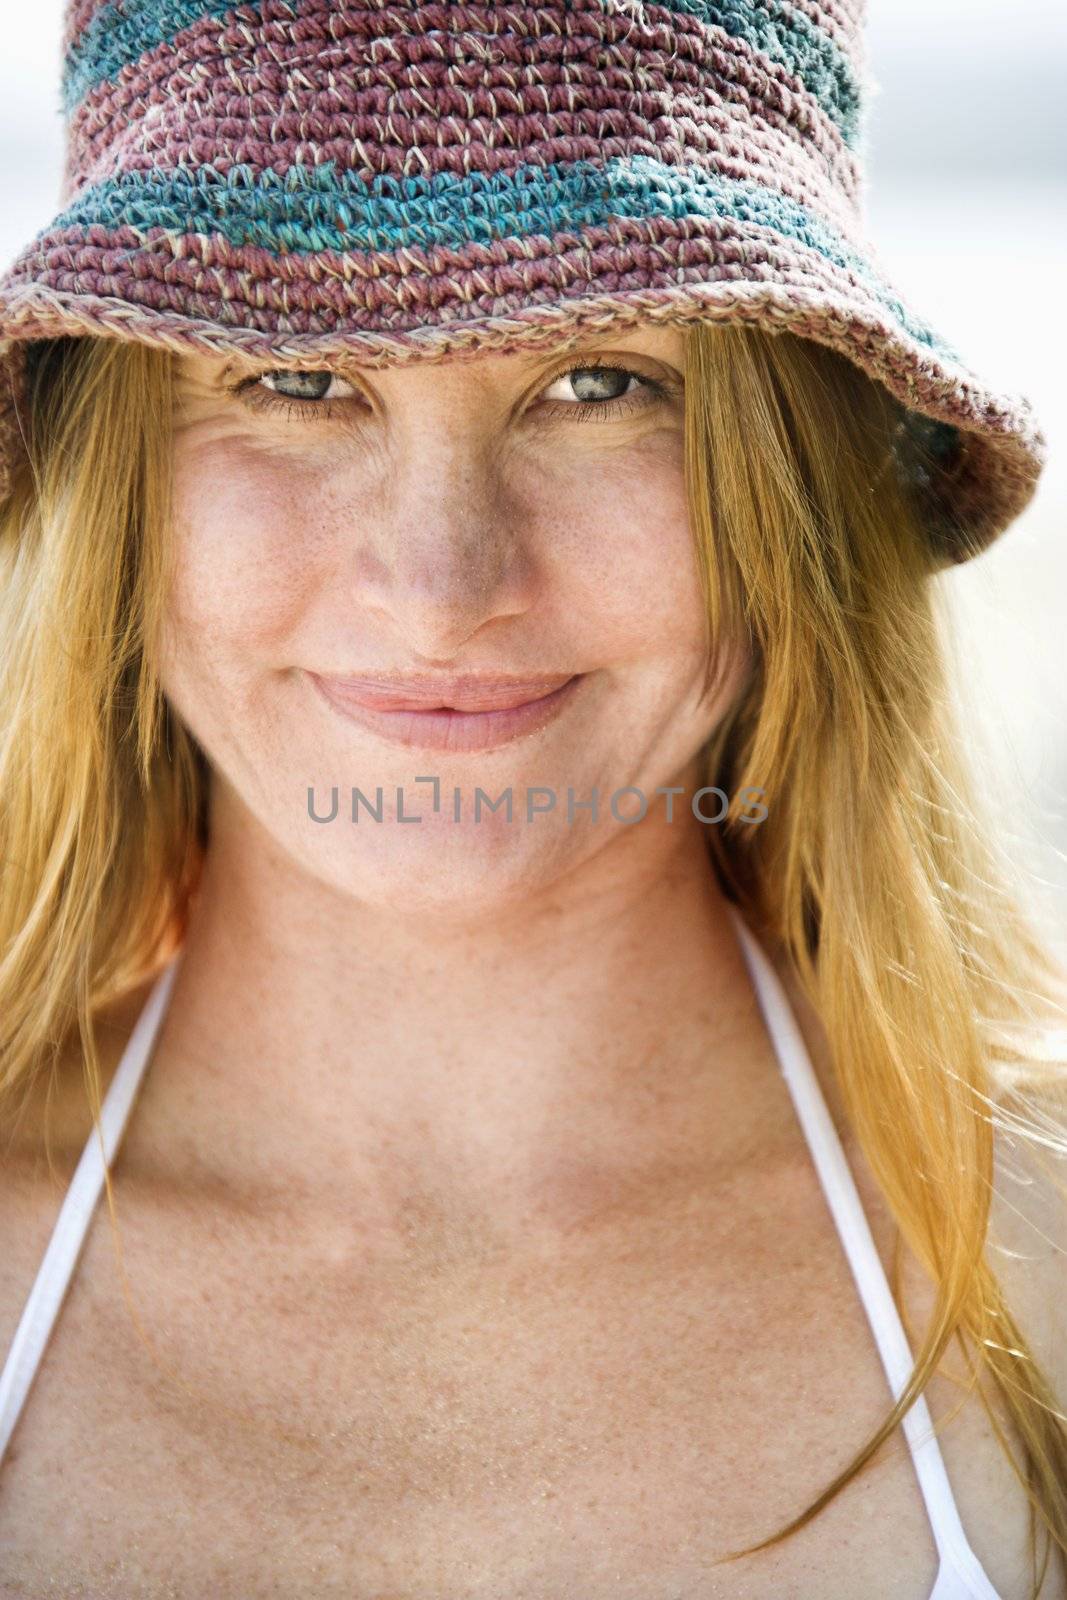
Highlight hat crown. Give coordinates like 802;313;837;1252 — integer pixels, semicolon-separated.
61;1;871;107
57;1;869;228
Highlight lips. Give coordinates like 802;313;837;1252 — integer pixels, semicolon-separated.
305;670;586;753
309;674;576;713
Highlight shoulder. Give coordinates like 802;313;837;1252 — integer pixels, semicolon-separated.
766;935;1067;1411
0;973;160;1360
746;937;1067;1593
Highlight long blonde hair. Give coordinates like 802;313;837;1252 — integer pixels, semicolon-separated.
1;325;1065;1588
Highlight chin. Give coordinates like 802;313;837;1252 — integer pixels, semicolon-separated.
283;801;581;916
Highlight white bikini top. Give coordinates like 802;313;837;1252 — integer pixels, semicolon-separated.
0;907;1004;1598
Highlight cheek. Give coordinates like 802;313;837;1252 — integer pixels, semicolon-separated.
164;438;327;669
160;426;706;695
534;436;704;647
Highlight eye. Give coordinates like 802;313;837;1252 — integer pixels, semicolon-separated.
262;370;356;402
230;358;677;425
232;367;361;421
537;360;675;422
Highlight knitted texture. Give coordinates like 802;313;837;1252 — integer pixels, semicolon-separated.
0;0;1047;565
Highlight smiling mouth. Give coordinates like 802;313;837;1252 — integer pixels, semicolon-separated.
305;671;587;752
307;673;578;713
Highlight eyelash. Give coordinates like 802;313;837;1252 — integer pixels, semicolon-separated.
229;359;674;426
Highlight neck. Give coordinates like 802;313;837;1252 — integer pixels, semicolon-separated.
149;763;764;1233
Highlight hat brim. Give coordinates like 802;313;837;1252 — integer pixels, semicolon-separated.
0;200;1046;569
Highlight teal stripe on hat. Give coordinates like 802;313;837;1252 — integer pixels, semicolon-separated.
62;0;860;146
62;0;300;113
662;0;859;144
48;153;954;358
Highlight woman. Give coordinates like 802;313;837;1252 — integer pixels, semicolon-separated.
0;2;1064;1596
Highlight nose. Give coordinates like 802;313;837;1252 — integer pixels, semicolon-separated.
350;430;538;657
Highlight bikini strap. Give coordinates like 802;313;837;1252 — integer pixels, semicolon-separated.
0;950;183;1468
727;904;1000;1593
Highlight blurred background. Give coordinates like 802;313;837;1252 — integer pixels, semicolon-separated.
864;0;1067;964
1;0;1065;949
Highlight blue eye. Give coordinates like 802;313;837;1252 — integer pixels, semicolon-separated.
258;370;357;403
232;359;675;424
230;367;362;423
539;362;673;421
547;366;639;403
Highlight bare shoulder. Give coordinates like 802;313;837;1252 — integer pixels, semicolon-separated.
770;943;1067;1412
770;951;1067;1594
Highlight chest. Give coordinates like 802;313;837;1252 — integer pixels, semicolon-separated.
0;1156;1037;1600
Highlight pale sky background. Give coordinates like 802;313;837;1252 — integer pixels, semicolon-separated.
1;1;1065;942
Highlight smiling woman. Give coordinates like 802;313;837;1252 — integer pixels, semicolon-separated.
0;315;1065;1597
0;1;1065;1598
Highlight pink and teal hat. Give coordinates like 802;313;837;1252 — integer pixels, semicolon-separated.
0;0;1047;568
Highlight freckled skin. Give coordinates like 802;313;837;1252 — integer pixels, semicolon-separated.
163;328;744;899
156;320;755;1214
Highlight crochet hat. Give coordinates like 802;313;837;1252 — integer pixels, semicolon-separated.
0;0;1047;568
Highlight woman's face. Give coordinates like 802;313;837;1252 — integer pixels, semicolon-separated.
161;323;749;912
